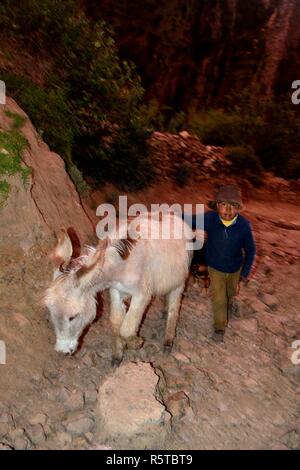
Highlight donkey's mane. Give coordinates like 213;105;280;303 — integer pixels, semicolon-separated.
110;235;138;260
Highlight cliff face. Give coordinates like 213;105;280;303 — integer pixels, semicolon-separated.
84;0;300;111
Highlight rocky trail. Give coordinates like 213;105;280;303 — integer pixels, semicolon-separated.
0;98;299;450
0;202;299;450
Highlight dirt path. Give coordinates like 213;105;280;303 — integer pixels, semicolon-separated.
0;185;299;449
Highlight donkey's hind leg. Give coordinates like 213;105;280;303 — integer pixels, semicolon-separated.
109;288;127;366
164;284;184;353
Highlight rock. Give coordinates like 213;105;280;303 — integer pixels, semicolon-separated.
64;414;94;436
281;430;299;450
84;432;94;443
172;352;190;363
26;424;46;445
250;298;269;314
8;429;30;450
81;352;96;367
0;412;14;427
97;362;171;448
261;293;278;310
0;443;12;450
231;318;258;334
57;431;72;444
29;413;48;426
72;437;89;449
179;130;190;139
8;428;25;441
14;438;29;450
258;313;284;336
65;390;85;411
84;390;98;404
43;424;52;437
47;386;69;403
12;313;31;327
261;261;273;275
165;391;190;420
0;422;10;437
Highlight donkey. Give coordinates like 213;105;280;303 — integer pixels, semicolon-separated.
44;212;194;365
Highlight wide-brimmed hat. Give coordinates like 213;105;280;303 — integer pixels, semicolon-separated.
208;184;243;210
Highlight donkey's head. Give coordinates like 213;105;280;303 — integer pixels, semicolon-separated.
44;228;108;355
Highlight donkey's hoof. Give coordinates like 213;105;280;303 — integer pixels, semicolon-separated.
126;336;144;350
111;356;123;368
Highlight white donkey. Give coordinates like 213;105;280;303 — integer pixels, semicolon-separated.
44;212;193;365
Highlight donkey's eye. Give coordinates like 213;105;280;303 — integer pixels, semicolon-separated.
69;314;79;322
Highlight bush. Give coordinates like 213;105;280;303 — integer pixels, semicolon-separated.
1;2;154;191
188;90;300;179
225;145;263;186
2;72;75;162
0;115;31;205
104;123;154;191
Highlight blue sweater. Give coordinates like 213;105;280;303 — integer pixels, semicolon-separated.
187;211;256;278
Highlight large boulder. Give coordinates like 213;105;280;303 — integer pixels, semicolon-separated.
97;362;171;449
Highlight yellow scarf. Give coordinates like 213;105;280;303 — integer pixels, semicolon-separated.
220;215;238;227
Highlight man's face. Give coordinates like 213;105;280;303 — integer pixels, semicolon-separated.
217;201;240;221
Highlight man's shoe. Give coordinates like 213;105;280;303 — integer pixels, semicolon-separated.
211;330;225;343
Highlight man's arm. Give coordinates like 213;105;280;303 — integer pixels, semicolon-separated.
240;224;256;280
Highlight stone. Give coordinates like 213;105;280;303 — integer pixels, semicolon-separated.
281;430;299;450
65;415;94;436
65;390;85;411
261;293;278;310
0;443;12;450
179;130;190;139
12;436;30;450
250;298;269;314
8;428;25;441
84;390;98;404
57;431;72;444
231;318;258;334
12;313;31;327
165;391;190;420
0;422;10;437
97;362;171;448
172;352;190;363
258;313;284;336
26;424;46;445
29;413;48;426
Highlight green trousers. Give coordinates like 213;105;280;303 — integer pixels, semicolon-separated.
208;266;241;331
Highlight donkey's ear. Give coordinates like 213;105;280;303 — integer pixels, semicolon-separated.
66;227;81;259
50;228;74;269
75;237;110;290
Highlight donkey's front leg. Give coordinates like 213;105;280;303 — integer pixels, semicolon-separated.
109;288;127;366
164;284;184;353
119;293;151;350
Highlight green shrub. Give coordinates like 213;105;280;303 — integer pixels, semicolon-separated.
0;123;31;205
225;145;263;186
1;2;154;191
104;123;154;191
2;72;75;162
188;90;300;179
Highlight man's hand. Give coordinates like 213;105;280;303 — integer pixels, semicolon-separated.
239;276;249;286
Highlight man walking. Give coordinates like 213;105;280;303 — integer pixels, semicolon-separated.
205;185;256;342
